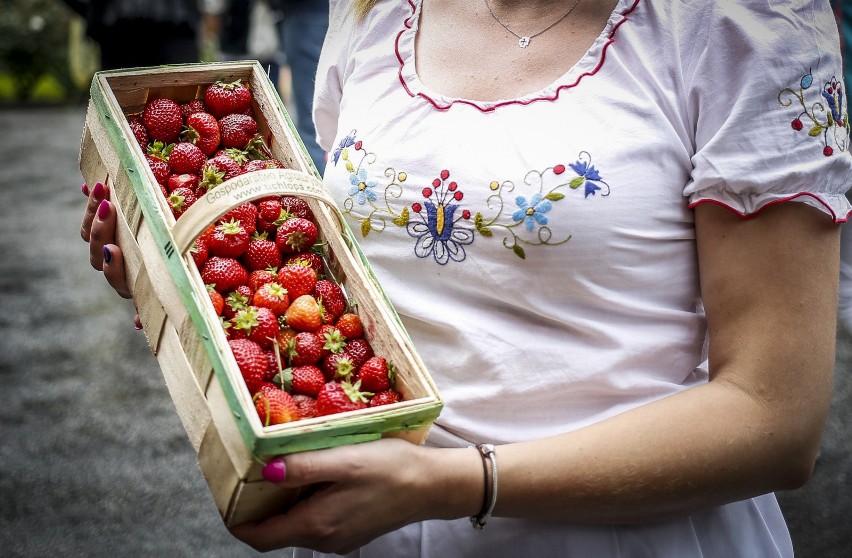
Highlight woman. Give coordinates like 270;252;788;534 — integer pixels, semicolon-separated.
82;0;851;556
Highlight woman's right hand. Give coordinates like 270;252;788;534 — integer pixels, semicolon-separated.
81;181;139;325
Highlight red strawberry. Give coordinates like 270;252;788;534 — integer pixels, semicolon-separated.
281;195;315;221
322;352;355;381
285;252;325;275
277;264;318;299
370;390;402;407
318;324;346;354
191;236;209;269
220;113;259;149
142;98;183;142
206;284;225;316
167;173;200;193
254;385;300;426
180;99;207;121
253;282;290;315
199;155;242;191
229;338;267;394
169;141;206;175
284;295;323;333
292;394;318;418
220;201;258;236
201;257;249;293
336;313;364;340
316;380;370;416
204;79;252;119
244;158;285;172
357;356;393;392
287;331;325;366
243;232;282;271
280;365;325;398
344;338;374;369
314;279;346;322
232;306;279;348
146;154;171;186
276;217;318;254
183;111;221;155
209;219;250;258
128;116;149;152
167;186;197;219
258;198;283;222
248;268;278;292
223;288;251;320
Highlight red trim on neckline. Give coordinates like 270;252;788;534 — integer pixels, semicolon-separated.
688;194;851;223
396;0;641;112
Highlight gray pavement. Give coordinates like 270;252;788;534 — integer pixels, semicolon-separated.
0;105;849;557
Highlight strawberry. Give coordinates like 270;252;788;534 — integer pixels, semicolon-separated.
254;385;300;426
146;154;171;186
183;111;221;155
229;338;267;394
167;186;197;219
357;356;393;392
221;201;258;236
253;282;290;315
279;365;325;398
287;331;325;366
281;195;315;221
244;158;284;172
316;380;370;416
285;295;323;333
314;279;346;323
318;324;346;354
128;116;149;152
344;338;374;369
167;173;200;193
243;232;282;271
204;79;252;119
322;352;355;381
220;113;259;149
223;288;251;320
142;98;183;142
257;197;283;221
232;306;279;349
292;394;318;418
276;217;318;254
206;284;225;316
277;264;318;300
199;155;242;191
180;99;207;121
285;252;325;275
169;141;206;175
209;219;250;258
370;390;402;407
336;313;364;340
201;256;249;293
275;326;298;351
248;268;278;292
191;236;209;269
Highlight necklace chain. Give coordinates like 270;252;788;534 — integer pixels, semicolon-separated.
484;0;583;48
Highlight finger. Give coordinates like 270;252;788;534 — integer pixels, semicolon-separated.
89;198;116;271
81;181;108;242
102;244;133;299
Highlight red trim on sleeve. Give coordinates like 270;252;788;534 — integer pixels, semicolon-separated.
396;0;641;113
688;193;851;223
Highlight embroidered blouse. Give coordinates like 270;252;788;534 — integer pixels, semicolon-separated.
300;0;852;556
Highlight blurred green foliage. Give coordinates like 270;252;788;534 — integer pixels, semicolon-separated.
0;0;94;102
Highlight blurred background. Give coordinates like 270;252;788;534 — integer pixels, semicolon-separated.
0;1;850;557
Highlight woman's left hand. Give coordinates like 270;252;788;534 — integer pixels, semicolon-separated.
229;438;482;554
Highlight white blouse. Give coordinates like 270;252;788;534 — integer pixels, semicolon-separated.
298;0;852;556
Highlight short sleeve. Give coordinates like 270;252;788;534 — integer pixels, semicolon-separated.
683;0;852;222
312;0;354;153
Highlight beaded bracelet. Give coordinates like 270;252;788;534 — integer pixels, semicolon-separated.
470;443;498;530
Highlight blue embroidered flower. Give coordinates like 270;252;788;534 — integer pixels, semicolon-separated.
408;201;474;264
568;156;607;197
349;168;378;205
512;193;553;232
822;77;844;124
332;130;356;165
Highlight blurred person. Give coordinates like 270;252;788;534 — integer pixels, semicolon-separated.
218;0;282;88
63;0;201;70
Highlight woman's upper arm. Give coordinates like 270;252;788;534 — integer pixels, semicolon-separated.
695;201;840;458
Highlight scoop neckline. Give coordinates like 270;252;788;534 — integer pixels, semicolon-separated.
396;0;639;111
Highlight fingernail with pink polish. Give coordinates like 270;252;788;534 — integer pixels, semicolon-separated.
97;200;110;220
92;182;104;200
82;183;89;196
262;459;287;484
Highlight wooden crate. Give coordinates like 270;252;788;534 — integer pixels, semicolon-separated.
78;61;442;526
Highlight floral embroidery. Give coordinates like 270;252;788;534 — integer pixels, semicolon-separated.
333;133;609;264
779;70;850;156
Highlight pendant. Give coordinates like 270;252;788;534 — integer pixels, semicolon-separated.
518;36;531;48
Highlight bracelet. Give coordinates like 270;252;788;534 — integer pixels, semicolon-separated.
470;443;498;530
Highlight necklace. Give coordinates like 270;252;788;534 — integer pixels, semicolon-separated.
484;0;583;48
